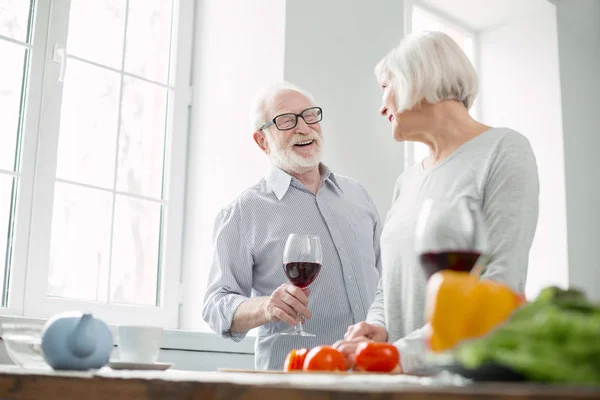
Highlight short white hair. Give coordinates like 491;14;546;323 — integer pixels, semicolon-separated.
375;31;478;112
249;81;317;132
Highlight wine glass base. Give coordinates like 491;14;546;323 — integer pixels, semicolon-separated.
280;330;316;337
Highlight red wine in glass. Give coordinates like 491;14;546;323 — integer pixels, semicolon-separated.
419;250;481;280
415;198;488;281
281;234;323;337
284;262;322;288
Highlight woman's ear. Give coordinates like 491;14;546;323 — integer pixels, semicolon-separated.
253;130;269;154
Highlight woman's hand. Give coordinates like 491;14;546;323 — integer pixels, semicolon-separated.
344;321;388;342
333;338;402;373
332;337;370;370
335;323;391;370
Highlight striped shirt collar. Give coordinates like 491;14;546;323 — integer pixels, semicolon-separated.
266;163;343;201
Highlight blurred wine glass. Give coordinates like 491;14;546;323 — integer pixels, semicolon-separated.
415;198;488;280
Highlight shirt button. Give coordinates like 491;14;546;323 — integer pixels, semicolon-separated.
354;304;360;309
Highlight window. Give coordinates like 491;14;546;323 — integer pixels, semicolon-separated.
1;0;193;328
406;3;478;167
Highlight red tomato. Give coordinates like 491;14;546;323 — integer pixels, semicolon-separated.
284;348;308;371
354;342;400;373
303;346;346;371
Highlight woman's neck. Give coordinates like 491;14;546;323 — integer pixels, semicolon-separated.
413;101;491;169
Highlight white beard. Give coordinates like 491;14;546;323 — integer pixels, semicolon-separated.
265;131;323;174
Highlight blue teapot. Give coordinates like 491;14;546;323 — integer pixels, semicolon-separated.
41;312;113;370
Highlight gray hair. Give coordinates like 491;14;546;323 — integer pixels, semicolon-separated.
375;31;478;112
249;81;317;132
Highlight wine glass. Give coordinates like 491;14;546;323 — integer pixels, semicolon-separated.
280;234;323;337
415;198;489;281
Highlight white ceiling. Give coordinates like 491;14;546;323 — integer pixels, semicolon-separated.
416;0;553;32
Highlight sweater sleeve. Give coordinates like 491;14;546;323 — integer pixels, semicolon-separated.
479;132;540;292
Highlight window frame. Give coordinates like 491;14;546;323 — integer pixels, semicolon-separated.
1;0;195;329
2;0;51;317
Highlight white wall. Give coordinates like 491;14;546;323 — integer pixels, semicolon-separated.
478;1;569;298
555;0;600;301
181;0;286;332
284;0;406;217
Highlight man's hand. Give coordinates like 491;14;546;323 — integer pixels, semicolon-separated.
344;321;388;342
263;283;311;326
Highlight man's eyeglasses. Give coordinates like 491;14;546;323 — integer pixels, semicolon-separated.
261;107;323;131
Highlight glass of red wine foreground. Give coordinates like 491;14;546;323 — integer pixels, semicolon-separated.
416;198;489;281
281;234;323;337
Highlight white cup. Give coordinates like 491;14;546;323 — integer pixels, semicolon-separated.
118;326;163;364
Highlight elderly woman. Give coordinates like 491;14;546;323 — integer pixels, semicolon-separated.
334;31;539;373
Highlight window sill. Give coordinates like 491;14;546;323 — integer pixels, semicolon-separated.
0;315;255;355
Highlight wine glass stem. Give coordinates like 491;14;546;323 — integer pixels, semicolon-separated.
295;312;303;332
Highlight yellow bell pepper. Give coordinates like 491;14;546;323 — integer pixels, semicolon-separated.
425;270;525;353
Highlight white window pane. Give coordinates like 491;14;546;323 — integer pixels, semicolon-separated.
463;36;475;67
0;174;15;303
469;100;479;119
412;8;441;33
0;0;33;42
116;77;167;199
414;142;429;163
56;59;120;188
125;0;174;84
0;40;27;172
66;0;126;69
110;195;161;306
44;0;181;318
48;183;112;301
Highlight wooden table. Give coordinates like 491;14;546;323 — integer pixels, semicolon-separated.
0;366;599;400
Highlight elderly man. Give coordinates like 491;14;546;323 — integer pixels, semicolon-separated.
202;82;381;370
